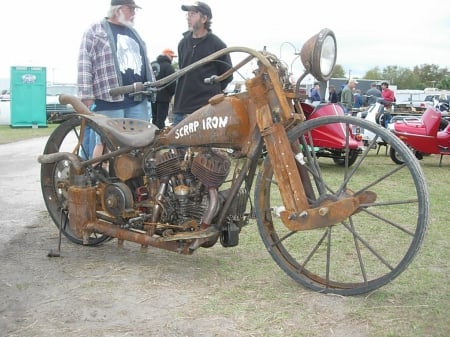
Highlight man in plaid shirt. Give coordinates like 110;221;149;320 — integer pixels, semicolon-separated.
77;0;154;158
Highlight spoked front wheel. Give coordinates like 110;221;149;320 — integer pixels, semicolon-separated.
255;115;429;295
40;116;117;245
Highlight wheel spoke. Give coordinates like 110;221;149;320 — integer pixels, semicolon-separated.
342;221;395;270
348;218;369;284
358;208;416;236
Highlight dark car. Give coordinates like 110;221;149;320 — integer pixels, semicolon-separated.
46;84;78;122
0;89;10;101
424;94;450;103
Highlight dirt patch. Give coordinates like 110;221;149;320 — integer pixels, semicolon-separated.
0;210;374;337
0;213;233;337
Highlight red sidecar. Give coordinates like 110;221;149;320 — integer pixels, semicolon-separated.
301;102;363;166
389;107;450;166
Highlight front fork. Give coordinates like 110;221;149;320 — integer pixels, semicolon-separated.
246;72;309;217
247;72;373;231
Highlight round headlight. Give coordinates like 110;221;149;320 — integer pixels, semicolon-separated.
300;28;337;82
319;34;337;79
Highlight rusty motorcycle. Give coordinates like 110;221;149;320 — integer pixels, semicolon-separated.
38;29;429;296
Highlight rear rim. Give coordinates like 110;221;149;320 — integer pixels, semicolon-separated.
40;116;116;245
255;115;429;295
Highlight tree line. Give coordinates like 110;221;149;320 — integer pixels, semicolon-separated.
332;64;450;90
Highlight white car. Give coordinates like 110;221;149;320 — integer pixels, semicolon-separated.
46;84;78;122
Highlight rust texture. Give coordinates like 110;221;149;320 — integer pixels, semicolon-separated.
68;186;96;239
247;73;308;213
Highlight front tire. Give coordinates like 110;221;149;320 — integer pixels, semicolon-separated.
255;115;429;295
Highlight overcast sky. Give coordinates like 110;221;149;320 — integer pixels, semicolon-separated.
1;0;449;84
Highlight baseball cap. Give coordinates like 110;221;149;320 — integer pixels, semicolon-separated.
111;0;142;9
181;2;212;19
162;48;177;58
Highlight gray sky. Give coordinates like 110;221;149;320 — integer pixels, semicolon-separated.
1;0;449;84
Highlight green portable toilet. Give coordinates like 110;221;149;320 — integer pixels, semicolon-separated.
10;66;47;128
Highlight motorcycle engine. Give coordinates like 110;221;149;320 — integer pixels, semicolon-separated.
144;148;231;225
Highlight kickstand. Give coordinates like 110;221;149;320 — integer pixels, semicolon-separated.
47;209;67;257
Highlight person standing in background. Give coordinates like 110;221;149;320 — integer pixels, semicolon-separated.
151;49;177;129
172;2;233;125
366;82;382;105
340;79;358;114
77;0;154;158
438;93;449;106
353;89;363;109
381;82;395;107
328;84;338;103
310;82;322;105
381;81;396;127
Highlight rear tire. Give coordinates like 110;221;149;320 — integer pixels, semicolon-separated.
40;116;117;245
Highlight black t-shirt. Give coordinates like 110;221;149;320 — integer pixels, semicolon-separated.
95;22;147;111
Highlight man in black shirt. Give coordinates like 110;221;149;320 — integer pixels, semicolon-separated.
151;49;177;129
172;2;233;125
366;82;382;105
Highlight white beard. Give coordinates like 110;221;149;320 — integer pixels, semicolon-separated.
117;9;134;27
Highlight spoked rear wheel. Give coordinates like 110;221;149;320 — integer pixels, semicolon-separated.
255;116;429;295
40;116;117;245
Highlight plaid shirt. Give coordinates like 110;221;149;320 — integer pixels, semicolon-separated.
77;19;154;102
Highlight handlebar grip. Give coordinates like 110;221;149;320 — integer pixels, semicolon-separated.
204;75;219;84
109;82;145;97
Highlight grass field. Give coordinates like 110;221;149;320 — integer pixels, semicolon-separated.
0;124;58;144
196;152;450;336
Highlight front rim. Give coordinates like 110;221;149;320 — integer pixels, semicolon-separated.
255;116;429;295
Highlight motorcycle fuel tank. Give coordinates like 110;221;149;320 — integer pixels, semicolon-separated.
163;94;251;149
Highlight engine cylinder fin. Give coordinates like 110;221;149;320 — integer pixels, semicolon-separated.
191;150;231;188
155;150;184;178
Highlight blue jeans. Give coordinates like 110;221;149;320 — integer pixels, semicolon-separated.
81;99;150;159
80;125;96;160
384;113;392;128
93;99;150;144
94;99;150;120
172;113;187;126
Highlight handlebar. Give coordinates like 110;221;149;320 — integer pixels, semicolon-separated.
109;82;146;97
108;47;269;98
